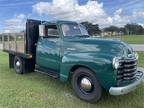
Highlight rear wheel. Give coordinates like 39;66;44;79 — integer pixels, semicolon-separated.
14;56;24;74
71;67;102;103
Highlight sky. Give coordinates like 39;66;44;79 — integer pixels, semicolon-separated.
0;0;144;33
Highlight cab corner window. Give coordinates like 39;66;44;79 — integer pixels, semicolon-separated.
45;25;59;38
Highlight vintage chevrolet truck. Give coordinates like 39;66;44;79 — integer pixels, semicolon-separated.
2;19;143;102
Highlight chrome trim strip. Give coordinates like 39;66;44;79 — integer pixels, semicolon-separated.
124;67;137;72
124;63;137;68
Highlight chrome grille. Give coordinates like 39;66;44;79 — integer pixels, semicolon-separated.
117;58;137;82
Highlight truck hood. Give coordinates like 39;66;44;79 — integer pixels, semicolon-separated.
63;37;133;57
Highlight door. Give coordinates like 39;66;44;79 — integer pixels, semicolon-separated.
36;24;61;71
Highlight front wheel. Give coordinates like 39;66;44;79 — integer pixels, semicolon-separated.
71;67;102;103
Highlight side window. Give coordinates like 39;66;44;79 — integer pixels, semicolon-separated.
46;25;59;38
48;28;59;37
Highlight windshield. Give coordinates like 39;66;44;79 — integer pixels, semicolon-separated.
61;23;89;37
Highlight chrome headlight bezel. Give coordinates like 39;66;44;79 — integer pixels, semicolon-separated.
112;57;121;70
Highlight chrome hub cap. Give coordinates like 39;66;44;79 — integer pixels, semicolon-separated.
80;77;92;92
16;61;20;67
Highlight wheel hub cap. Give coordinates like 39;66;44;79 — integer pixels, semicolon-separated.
16;61;20;67
80;77;92;92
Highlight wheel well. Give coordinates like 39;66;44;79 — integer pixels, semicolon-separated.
70;65;86;72
70;65;94;78
13;55;35;73
70;65;106;91
70;65;105;91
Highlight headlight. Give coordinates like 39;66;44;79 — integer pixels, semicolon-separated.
135;52;139;60
113;57;120;69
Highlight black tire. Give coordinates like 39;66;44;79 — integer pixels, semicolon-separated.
14;56;24;74
71;67;102;103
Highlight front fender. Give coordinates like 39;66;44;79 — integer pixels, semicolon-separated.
60;53;117;90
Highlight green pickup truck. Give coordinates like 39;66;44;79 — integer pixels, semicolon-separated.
2;19;143;102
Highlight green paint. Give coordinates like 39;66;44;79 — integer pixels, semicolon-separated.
36;21;135;90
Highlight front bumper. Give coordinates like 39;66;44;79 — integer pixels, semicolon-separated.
109;70;143;95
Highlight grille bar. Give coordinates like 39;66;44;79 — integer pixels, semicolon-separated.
116;57;137;83
124;63;137;68
124;67;137;72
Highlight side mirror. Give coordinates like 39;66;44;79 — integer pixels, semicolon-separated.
39;25;45;37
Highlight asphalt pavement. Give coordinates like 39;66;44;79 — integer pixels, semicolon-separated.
130;44;144;51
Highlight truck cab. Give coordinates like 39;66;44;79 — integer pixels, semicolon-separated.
2;19;144;102
36;21;89;78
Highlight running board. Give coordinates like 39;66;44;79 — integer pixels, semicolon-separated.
35;66;59;79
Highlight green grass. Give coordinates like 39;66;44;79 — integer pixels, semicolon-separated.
0;51;144;108
108;35;144;44
138;52;144;67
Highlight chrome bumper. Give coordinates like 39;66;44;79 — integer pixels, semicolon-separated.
109;71;143;95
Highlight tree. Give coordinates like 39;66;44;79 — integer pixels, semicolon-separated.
119;27;126;34
104;26;120;35
124;24;144;35
81;22;101;36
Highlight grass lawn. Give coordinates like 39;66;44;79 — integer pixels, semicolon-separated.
0;51;144;108
105;35;144;44
138;52;144;67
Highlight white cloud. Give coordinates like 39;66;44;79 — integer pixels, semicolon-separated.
105;8;144;27
33;0;141;27
138;23;144;27
109;8;130;27
32;0;112;25
3;0;144;30
4;14;26;33
3;30;11;33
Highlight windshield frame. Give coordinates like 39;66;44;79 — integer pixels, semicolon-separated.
60;22;89;37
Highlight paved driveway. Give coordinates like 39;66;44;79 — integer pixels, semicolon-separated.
130;44;144;51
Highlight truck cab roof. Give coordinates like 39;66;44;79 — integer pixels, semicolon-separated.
41;20;78;25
